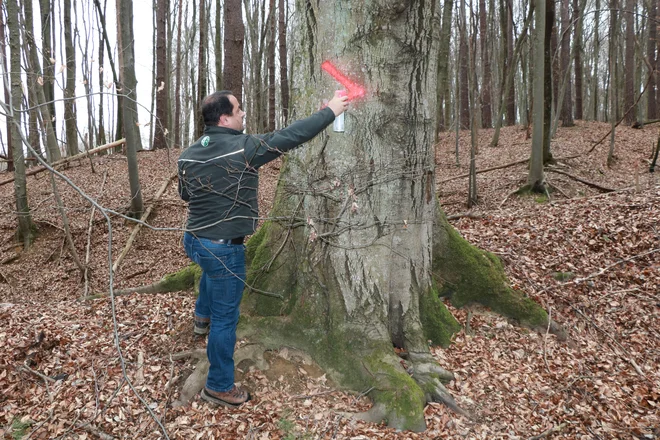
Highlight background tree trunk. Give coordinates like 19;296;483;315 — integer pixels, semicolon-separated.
435;0;454;134
63;0;78;156
0;3;14;172
117;0;144;216
7;0;36;247
505;1;516;125
573;0;584;120
543;0;554;163
195;0;208;139
39;0;56;138
530;0;546;191
174;0;184;148
223;0;245;104
559;0;574;127
267;0;276;131
278;0;289;125
623;0;635;124
647;0;657;119
23;0;61;162
215;0;223;91
479;0;493;128
153;0;170;149
459;0;470;129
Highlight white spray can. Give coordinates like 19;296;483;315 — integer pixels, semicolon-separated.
333;90;347;133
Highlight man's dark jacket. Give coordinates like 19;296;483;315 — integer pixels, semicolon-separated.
178;107;335;240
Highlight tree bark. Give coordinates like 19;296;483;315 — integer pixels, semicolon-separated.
223;0;245;104
623;0;635;124
593;0;600;120
6;0;36;247
153;0;169;149
63;0;78;156
117;0;144;216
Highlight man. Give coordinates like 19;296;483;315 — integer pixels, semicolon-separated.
178;90;348;407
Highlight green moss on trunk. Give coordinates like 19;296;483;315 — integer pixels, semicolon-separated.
161;263;201;293
419;287;462;347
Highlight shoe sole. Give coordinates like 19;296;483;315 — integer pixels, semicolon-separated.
200;388;250;408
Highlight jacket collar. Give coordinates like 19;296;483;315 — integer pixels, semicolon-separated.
204;125;243;135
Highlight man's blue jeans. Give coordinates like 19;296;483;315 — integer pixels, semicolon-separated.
183;232;245;393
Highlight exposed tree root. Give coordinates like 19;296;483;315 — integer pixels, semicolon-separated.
171;357;208;408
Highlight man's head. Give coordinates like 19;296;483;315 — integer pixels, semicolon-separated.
202;91;245;131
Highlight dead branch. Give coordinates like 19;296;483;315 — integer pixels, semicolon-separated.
84;171;109;297
18;363;56;383
112;172;177;274
0;139;125;187
545;167;616;192
81;280;170;301
527;422;568;440
440;158;529;184
446;212;483;221
568;248;659;284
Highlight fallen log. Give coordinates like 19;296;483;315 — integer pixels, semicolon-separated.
0;138;125;187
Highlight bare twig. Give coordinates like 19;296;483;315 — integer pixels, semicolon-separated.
543;307;552;374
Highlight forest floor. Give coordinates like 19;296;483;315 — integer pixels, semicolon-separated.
0;121;658;439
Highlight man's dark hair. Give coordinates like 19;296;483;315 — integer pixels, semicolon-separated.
202;91;234;126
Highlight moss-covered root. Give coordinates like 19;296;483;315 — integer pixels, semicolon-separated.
82;263;201;300
353;351;428;432
405;352;472;419
433;211;567;340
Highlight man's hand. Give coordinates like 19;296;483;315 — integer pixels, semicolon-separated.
327;90;349;117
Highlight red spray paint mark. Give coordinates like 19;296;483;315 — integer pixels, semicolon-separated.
321;61;366;101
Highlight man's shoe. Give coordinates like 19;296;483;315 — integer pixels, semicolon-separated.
200;386;251;408
193;319;210;336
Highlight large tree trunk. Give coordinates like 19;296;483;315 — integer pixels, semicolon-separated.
7;0;36;247
237;0;557;431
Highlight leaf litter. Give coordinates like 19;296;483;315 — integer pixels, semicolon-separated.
0;122;658;439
